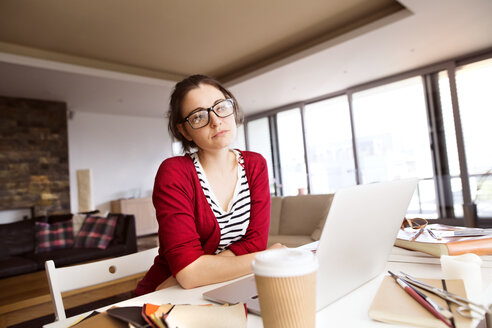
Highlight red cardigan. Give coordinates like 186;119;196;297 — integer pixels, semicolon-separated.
134;150;270;296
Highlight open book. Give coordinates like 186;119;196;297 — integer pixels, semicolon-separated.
395;224;492;257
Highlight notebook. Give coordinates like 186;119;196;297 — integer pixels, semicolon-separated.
203;178;418;314
369;276;472;328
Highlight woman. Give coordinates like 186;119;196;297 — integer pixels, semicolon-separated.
135;75;283;295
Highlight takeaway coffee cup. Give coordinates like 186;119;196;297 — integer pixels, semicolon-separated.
252;248;318;328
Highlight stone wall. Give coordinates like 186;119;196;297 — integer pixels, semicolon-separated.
0;96;70;216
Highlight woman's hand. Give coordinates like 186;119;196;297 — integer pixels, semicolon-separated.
267;242;287;250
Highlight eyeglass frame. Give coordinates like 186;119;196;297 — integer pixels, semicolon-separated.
181;98;235;129
401;217;428;230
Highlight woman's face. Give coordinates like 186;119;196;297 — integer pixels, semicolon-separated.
178;83;237;152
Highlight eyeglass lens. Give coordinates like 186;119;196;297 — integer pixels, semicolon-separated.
186;99;234;129
401;217;428;229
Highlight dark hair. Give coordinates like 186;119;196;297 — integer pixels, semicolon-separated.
168;74;244;153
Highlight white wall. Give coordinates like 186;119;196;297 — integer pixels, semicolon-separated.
232;125;246;150
0;209;33;224
68;111;173;213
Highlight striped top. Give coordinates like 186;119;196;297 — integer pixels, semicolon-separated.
190;150;251;254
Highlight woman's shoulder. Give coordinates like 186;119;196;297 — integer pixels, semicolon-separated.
237;150;266;164
161;154;192;166
156;155;194;177
153;155;197;204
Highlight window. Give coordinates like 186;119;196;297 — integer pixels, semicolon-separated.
245;51;492;227
304;96;356;193
352;77;436;217
246;118;276;194
276;108;307;196
455;58;492;217
437;70;463;217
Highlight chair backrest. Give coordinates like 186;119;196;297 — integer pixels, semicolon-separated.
45;247;158;321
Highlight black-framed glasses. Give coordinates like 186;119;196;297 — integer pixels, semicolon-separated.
182;98;235;129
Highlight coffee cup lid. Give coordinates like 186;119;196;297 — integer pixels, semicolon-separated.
252;248;318;277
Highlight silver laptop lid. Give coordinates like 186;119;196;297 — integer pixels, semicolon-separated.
202;178;418;314
315;178;417;310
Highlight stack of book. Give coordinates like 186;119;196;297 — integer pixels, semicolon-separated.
389;246;492;268
395;224;492;258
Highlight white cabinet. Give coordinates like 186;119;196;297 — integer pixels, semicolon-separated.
111;197;157;236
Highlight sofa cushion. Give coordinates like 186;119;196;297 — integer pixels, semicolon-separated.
310;195;334;241
269;197;283;235
27;244;128;270
110;215;127;246
0;256;38;278
0;219;35;256
33;215;49;222
47;213;74;223
0;238;8;260
279;194;333;235
34;220;74;253
75;214;118;249
267;235;313;248
33;214;74;223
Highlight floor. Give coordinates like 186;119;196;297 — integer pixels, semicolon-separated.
10;293;133;328
8;234;159;328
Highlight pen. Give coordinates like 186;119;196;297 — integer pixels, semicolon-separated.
426;228;441;240
388;271;452;328
411;228;425;241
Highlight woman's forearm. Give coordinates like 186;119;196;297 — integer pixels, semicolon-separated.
175;252;256;289
175;243;285;289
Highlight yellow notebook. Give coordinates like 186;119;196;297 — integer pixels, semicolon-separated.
369;276;473;328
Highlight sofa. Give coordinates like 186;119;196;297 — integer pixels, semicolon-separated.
0;213;137;279
268;194;334;247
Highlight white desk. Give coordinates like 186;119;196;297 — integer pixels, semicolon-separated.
44;258;492;328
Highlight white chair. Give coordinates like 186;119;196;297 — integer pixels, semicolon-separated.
45;247;158;321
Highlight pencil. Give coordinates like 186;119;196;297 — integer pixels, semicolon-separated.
388;271;452;328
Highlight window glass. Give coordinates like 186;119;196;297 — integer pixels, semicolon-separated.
352;77;436;217
438;71;463;217
246;118;276;194
455;57;492;217
304;96;356;193
276;108;307;196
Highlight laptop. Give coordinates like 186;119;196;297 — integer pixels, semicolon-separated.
203;178;418;315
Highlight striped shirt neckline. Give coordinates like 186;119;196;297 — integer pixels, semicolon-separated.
190;150;251;253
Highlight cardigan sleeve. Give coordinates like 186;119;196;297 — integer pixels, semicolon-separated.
153;157;205;276
228;152;270;255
